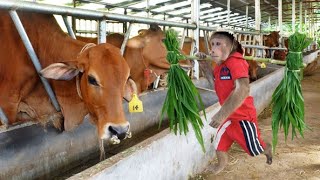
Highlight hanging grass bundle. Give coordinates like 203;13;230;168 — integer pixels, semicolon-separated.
271;32;312;152
159;29;207;152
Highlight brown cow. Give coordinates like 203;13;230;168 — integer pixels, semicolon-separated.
263;31;280;58
78;25;191;93
273;37;288;60
0;11;137;143
273;49;287;60
263;31;280;48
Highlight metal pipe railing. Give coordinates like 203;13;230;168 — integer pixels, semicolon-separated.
62;15;76;39
242;44;287;51
98;19;106;43
9;10;61;112
121;23;132;56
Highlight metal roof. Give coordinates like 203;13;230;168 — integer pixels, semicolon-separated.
70;0;320;30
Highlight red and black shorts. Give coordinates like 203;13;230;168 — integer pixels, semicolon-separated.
213;120;266;156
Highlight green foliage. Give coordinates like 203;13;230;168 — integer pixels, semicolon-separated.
271;32;311;152
262;23;307;36
160;29;207;152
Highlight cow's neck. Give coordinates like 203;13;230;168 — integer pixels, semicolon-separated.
36;33;85;65
124;47;148;93
23;12;86;64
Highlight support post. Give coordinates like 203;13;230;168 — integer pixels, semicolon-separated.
227;0;230;26
278;0;282;33
246;5;249;30
255;0;261;32
98;19;106;44
299;0;302;32
292;0;296;32
191;0;200;79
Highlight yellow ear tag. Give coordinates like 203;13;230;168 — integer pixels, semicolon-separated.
129;94;143;113
260;62;267;69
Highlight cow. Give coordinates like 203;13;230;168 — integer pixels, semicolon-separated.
78;25;192;93
0;11;137;146
273;37;288;60
263;31;280;58
273;49;287;60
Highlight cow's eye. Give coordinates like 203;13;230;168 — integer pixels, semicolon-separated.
88;75;99;86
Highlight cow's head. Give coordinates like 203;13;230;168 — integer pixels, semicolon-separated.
263;31;280;47
127;24;167;68
40;43;136;142
126;24;192;92
274;50;287;61
247;60;258;82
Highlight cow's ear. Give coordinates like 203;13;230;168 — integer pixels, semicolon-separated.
126;37;145;49
40;62;83;80
123;78;138;102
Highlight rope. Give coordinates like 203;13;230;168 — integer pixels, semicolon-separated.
80;43;96;54
289;51;302;55
76;75;83;100
287;69;301;72
76;43;97;100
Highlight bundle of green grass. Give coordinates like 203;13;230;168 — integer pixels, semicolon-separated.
271;32;312;152
159;29;207;152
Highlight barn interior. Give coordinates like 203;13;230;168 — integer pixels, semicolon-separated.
0;0;320;179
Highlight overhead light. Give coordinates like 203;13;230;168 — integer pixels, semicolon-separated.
131;0;171;8
183;7;223;18
200;3;211;9
200;10;231;20
152;1;190;12
168;8;190;15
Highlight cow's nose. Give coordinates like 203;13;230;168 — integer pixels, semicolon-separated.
108;125;129;140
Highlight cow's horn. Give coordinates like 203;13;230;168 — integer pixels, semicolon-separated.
128;78;138;95
149;23;160;31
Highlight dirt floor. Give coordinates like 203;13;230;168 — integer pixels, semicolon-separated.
193;67;320;180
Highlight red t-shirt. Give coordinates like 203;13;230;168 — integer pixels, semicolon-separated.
213;52;257;122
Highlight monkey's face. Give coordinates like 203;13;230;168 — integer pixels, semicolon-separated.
209;37;232;64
